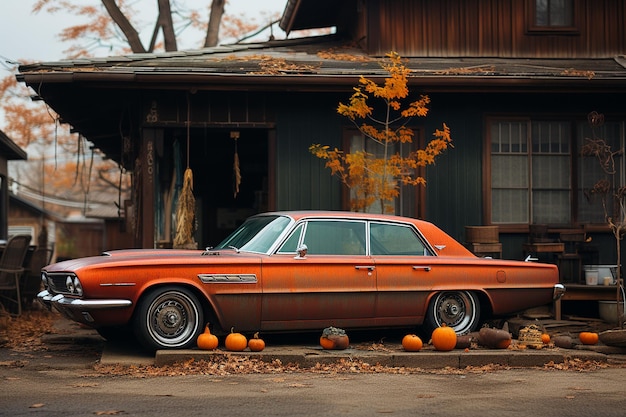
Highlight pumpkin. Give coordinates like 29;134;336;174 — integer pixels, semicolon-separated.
196;324;219;350
320;326;350;350
541;333;551;344
402;334;423;351
579;331;599;345
225;327;248;352
248;332;266;352
431;323;457;351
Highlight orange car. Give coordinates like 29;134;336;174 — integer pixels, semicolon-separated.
38;211;564;350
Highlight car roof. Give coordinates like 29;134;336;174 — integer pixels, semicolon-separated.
259;210;428;225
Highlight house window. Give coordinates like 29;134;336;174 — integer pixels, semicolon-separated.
527;0;578;33
577;122;624;224
490;120;571;225
488;117;625;226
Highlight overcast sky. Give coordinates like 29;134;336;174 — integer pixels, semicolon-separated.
0;0;288;69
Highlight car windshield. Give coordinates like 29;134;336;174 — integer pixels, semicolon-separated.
214;215;292;253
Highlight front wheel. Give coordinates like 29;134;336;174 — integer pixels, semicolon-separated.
134;286;204;351
424;291;480;335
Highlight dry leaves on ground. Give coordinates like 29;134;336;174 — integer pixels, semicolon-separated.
0;308;57;351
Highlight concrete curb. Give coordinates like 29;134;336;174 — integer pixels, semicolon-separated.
152;345;612;368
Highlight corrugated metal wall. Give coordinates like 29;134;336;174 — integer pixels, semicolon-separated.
273;93;344;210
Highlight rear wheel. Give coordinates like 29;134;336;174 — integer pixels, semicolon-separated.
424;291;480;335
134;286;204;351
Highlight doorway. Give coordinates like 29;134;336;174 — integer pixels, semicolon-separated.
155;127;270;248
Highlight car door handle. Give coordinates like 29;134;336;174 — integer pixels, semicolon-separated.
412;266;432;272
355;265;375;271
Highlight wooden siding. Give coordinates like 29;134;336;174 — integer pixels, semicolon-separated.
366;0;626;58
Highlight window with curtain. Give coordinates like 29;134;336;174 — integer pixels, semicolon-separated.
489;118;625;226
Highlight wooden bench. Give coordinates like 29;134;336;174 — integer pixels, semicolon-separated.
554;284;620;320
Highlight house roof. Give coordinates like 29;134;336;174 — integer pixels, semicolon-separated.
0;130;27;161
17;35;626;92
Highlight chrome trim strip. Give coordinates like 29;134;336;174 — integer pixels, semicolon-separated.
198;274;257;283
37;290;132;310
100;283;137;287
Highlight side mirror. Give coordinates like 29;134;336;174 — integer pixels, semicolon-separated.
295;244;308;259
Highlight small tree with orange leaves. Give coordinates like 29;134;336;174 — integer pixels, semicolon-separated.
310;52;452;213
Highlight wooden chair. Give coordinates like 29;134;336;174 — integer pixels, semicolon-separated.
0;235;33;316
20;247;54;309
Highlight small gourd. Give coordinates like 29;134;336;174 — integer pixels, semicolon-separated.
401;334;423;352
320;326;349;350
196;324;219;350
541;333;551;344
225;327;248;352
579;331;599;345
431;323;457;351
248;332;266;352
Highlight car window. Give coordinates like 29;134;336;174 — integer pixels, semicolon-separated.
276;223;304;254
370;222;432;256
215;215;291;253
303;220;366;255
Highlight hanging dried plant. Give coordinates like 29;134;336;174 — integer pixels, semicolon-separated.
173;168;197;249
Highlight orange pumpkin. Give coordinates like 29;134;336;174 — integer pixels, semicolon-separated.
541;333;551;344
402;334;423;351
248;332;266;352
225;327;248;351
431;323;457;351
197;324;219;350
579;331;599;345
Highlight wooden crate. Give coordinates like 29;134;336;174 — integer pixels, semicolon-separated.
465;226;499;243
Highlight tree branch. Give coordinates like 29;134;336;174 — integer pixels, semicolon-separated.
205;0;226;47
101;0;146;53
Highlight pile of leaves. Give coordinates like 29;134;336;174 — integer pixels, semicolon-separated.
0;308;57;352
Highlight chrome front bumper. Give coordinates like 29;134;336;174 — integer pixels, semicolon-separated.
553;283;566;300
37;290;132;310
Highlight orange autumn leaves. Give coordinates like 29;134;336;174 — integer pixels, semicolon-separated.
310;52;452;213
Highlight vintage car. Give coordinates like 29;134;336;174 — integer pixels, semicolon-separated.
38;211;564;350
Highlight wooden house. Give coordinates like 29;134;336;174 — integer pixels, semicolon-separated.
0;130;27;240
14;0;626;274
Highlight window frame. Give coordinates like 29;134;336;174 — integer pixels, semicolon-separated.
525;0;580;35
484;115;626;232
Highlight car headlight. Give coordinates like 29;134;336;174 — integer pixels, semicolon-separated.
73;277;83;296
65;275;84;296
66;276;75;293
41;273;48;289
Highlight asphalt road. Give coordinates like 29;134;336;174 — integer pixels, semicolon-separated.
2;364;626;416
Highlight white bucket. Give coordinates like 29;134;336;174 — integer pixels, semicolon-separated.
585;269;598;285
584;265;617;285
599;300;626;324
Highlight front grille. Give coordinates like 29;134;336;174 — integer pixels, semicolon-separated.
45;272;77;296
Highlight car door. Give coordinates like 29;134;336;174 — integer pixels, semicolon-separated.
260;219;376;331
369;221;436;326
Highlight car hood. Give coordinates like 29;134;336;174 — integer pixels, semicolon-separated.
43;248;261;273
